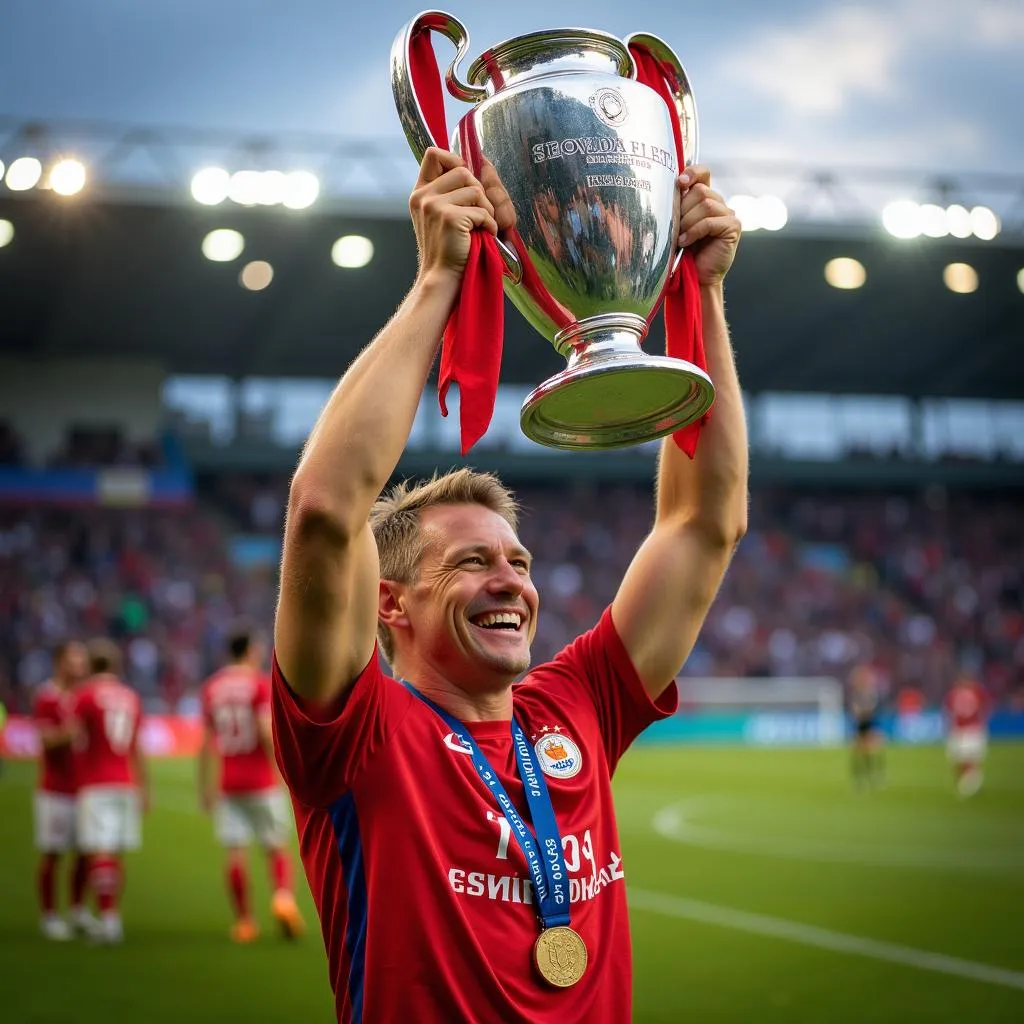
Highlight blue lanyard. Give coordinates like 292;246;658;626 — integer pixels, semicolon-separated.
402;683;571;929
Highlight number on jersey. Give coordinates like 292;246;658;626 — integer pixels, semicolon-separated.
213;703;257;755
103;706;136;754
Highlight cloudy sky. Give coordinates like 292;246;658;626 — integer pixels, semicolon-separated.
1;0;1021;177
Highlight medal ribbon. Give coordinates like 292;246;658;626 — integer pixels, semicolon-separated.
403;683;571;929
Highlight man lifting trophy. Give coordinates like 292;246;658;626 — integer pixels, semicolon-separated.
270;10;746;1022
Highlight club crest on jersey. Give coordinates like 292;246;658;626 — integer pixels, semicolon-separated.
534;731;582;780
444;731;473;755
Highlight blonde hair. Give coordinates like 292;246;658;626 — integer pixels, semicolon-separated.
370;468;520;663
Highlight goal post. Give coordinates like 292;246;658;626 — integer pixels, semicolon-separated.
650;677;847;746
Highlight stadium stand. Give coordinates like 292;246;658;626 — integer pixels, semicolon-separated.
3;453;1021;715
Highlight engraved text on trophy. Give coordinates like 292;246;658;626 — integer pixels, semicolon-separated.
530;137;676;173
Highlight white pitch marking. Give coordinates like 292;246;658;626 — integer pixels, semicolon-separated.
628;888;1024;992
653;797;1024;872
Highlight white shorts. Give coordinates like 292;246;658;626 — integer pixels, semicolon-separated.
77;785;142;853
947;727;988;765
34;792;78;853
215;789;290;849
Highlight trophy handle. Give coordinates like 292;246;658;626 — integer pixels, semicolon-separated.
625;32;699;276
391;11;522;283
624;33;699;167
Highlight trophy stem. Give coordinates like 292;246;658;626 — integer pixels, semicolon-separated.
520;315;715;451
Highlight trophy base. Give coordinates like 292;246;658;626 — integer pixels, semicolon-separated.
520;333;715;451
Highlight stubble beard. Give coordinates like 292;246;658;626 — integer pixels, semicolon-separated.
469;631;531;682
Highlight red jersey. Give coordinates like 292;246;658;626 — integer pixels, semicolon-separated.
201;665;276;794
33;682;77;795
945;681;990;730
273;607;676;1024
71;674;141;788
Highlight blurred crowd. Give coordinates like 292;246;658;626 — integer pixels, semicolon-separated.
522;483;1023;708
1;475;1022;713
0;501;276;713
0;420;164;470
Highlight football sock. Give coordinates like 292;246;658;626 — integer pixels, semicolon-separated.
269;849;292;894
70;853;89;910
89;856;123;913
228;858;250;920
38;853;59;914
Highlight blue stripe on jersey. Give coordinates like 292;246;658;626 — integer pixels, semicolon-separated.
328;792;367;1024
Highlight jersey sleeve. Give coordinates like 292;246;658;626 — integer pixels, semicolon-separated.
530;606;678;774
271;647;414;808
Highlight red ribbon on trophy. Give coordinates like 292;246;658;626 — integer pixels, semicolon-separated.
410;27;711;457
410;27;506;456
629;42;711;458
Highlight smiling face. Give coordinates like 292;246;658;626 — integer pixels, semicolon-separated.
380;502;539;692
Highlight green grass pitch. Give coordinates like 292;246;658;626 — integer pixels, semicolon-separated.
2;744;1022;1023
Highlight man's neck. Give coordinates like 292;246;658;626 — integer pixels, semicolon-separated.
396;661;514;722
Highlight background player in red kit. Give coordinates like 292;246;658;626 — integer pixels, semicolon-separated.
71;638;148;944
199;627;304;942
944;672;991;798
271;147;746;1022
32;639;91;940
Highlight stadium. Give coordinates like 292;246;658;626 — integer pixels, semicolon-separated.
2;7;1024;1024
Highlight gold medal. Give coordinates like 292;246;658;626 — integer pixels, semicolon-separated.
533;925;588;988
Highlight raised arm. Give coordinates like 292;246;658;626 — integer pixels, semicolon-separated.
613;167;748;698
274;149;501;704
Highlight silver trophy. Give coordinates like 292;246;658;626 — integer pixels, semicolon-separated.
391;12;714;450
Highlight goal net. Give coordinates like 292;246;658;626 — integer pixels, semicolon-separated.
675;676;846;746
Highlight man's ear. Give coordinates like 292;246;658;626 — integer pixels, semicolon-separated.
378;580;409;630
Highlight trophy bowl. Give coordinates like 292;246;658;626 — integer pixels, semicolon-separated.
391;12;714;450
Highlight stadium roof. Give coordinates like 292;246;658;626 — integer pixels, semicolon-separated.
1;190;1022;400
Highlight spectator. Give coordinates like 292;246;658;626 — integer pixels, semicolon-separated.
0;482;1020;712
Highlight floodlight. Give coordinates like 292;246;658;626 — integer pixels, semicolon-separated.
228;170;262;207
240;260;274;291
969;206;999;241
756;195;788;231
943;263;978;294
882;200;922;239
49;158;87;196
918;204;948;238
945;204;972;239
202;229;245;262
824;257;866;290
283;171;320;210
5;156;43;191
726;194;760;231
331;235;374;268
191;167;230;205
